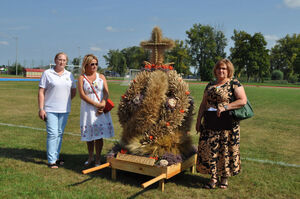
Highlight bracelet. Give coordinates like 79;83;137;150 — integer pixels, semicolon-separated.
39;108;44;111
224;105;228;110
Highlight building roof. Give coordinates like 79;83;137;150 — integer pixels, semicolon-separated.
24;68;45;72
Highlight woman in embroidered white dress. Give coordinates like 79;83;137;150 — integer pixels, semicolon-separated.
78;54;114;166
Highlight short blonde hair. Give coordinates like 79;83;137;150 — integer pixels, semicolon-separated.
54;52;68;63
213;59;235;78
81;54;98;74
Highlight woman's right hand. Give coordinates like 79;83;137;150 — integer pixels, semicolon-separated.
39;110;47;121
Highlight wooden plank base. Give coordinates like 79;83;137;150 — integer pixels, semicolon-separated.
107;153;197;191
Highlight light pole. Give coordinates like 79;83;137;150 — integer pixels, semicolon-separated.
14;37;18;76
78;46;81;65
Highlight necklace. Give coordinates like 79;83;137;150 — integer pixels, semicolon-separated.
216;78;229;87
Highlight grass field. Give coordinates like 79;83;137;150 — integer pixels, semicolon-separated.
0;80;299;199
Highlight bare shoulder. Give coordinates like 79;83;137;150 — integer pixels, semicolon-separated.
99;73;106;81
78;75;84;81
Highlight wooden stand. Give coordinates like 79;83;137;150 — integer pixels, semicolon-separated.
82;153;197;192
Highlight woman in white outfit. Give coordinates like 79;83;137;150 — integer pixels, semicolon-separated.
78;54;114;166
38;52;76;169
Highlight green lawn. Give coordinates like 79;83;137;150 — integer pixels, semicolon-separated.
0;81;299;199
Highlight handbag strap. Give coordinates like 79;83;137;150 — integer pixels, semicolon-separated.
82;74;100;102
229;79;237;102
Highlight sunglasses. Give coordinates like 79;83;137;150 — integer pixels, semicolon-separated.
90;63;98;66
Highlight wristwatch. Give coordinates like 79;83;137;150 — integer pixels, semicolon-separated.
224;105;228;111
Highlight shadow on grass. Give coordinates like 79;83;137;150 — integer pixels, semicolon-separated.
0;147;208;197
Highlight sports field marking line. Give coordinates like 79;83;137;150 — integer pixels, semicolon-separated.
1;122;299;168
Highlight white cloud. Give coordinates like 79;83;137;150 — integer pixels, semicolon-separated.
265;35;279;42
90;46;102;52
105;26;117;32
0;41;9;45
283;0;300;8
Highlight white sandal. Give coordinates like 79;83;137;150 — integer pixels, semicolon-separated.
84;159;94;166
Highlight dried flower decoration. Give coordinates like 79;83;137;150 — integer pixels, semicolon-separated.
133;93;143;105
144;63;174;71
120;149;127;154
166;98;177;109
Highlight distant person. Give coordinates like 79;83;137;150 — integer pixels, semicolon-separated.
195;59;247;189
78;54;114;167
38;52;76;169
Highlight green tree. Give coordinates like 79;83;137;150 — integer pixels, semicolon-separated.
270;34;300;79
230;30;252;78
186;23;227;81
165;40;191;76
230;30;270;82
121;46;149;69
293;54;300;75
72;57;81;66
249;33;270;82
8;63;24;75
103;49;127;76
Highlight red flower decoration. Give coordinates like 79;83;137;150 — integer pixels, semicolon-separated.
149;157;158;160
180;109;185;113
133;79;136;83
122;94;126;99
185;91;190;95
149;135;153;140
166;122;170;126
169;66;173;70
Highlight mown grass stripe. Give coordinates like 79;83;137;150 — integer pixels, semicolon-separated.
1;122;299;168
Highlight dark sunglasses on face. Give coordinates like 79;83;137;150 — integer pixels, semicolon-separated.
90;63;98;66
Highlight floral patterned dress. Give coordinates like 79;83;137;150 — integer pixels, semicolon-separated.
197;78;242;177
80;73;114;141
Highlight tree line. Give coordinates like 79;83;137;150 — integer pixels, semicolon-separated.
102;23;300;82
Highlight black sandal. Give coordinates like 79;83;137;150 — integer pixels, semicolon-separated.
56;159;64;166
203;177;218;189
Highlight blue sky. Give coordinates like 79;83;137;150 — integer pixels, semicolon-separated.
0;0;299;68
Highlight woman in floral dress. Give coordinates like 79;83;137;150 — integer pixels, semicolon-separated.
78;54;114;167
195;59;248;189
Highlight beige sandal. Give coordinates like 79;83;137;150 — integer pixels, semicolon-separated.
219;177;228;189
203;177;218;189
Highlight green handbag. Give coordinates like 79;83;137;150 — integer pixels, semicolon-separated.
231;100;254;120
230;80;254;120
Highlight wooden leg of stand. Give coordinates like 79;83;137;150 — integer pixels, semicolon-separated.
159;179;165;192
191;164;196;174
111;168;116;180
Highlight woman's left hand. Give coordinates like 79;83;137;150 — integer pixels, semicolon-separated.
217;106;226;117
96;101;106;115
